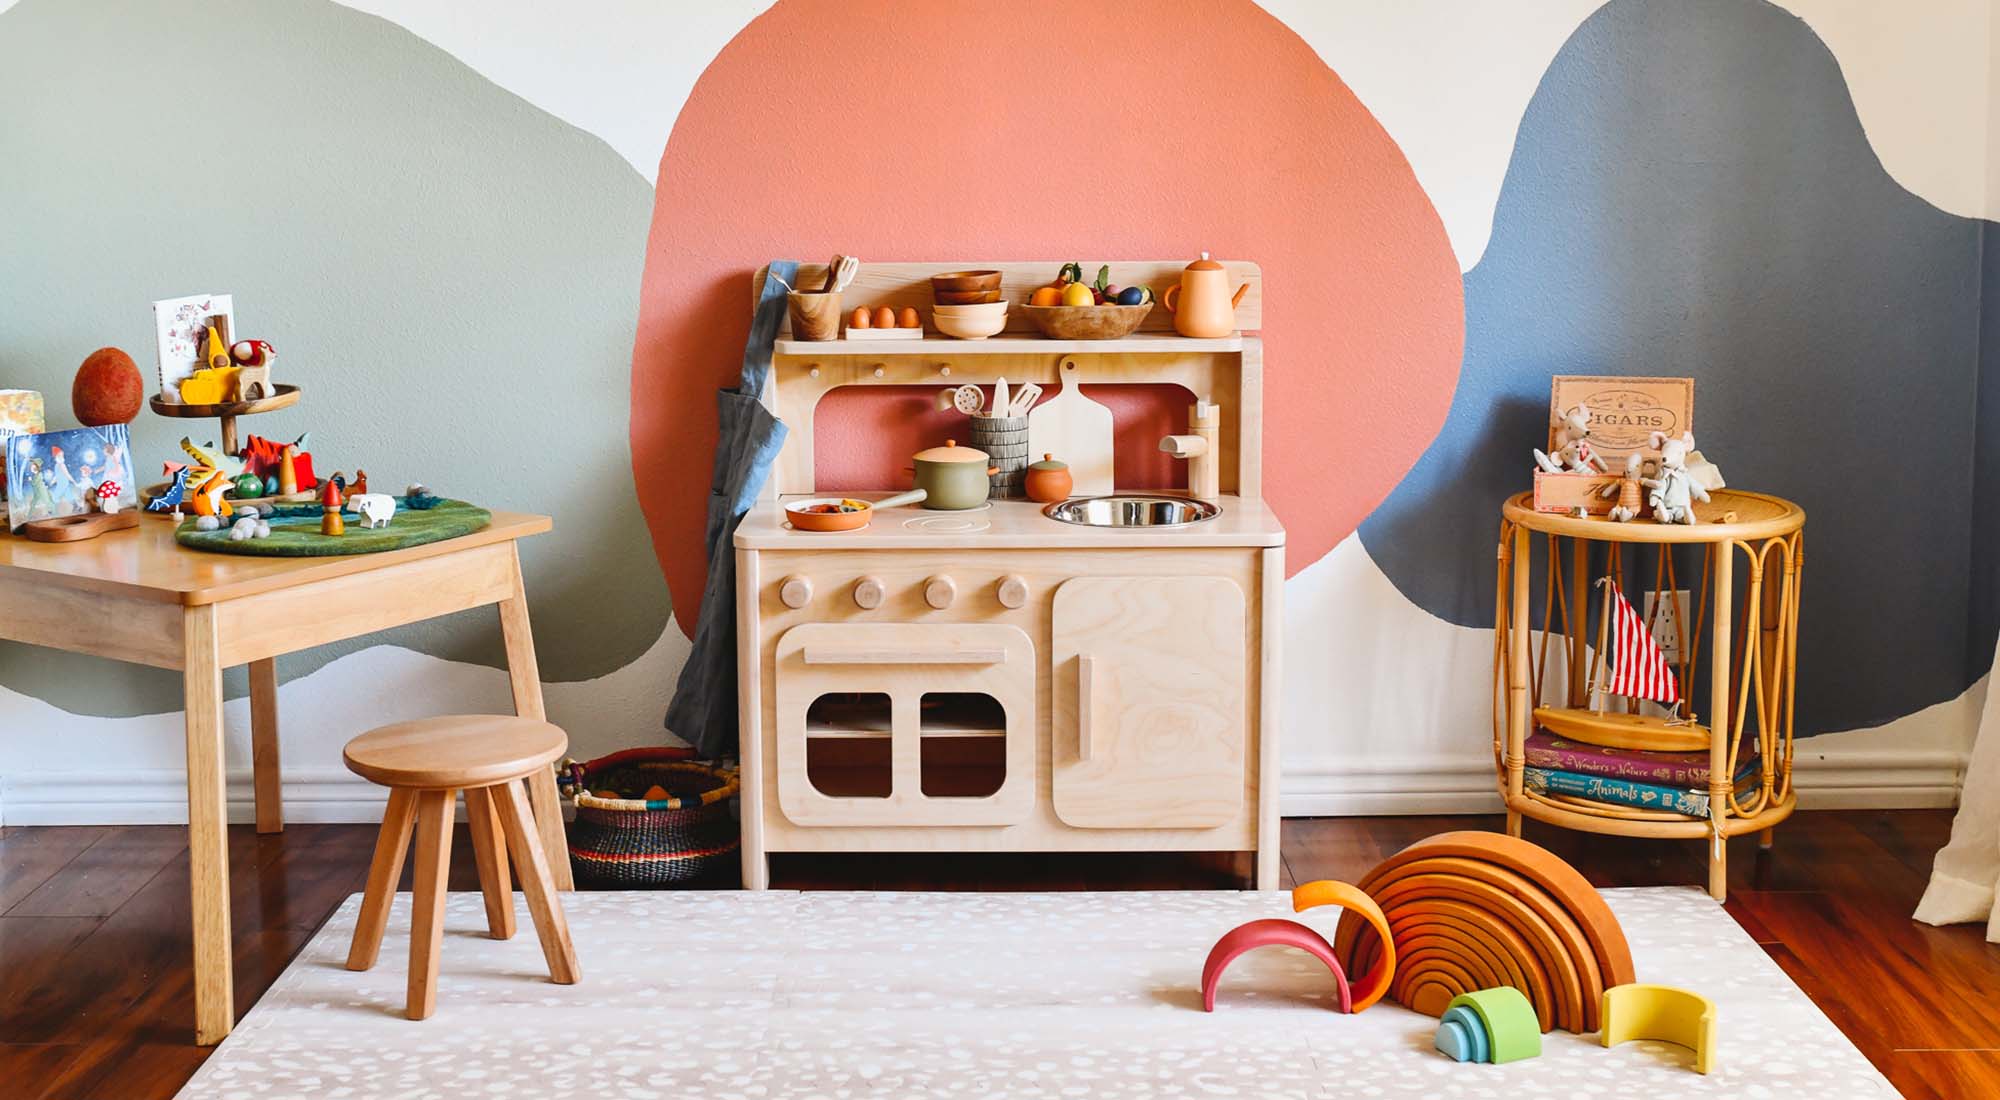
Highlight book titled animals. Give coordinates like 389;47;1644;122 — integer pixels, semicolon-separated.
1526;758;1761;818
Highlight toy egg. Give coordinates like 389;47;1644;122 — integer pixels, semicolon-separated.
1024;454;1073;503
72;347;144;426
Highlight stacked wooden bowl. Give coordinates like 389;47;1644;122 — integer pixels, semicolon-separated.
1332;831;1636;1033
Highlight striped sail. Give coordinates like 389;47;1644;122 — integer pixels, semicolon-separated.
1603;582;1679;706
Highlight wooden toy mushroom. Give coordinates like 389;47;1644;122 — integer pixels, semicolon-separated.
320;478;346;536
94;480;123;514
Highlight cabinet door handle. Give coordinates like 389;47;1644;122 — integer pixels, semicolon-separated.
802;647;1005;666
1077;654;1095;762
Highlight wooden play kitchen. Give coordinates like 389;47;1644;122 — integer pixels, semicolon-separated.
735;259;1284;889
1493;489;1805;901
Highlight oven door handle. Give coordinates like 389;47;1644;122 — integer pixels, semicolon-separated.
1077;654;1095;762
801;647;1007;666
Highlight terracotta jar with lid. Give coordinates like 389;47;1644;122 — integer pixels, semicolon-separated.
1023;454;1073;504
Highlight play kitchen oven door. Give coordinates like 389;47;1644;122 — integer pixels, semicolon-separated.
774;622;1035;826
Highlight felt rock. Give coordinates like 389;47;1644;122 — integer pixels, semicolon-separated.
194;515;220;531
72;348;144;426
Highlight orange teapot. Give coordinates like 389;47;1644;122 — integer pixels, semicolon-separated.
1160;252;1247;339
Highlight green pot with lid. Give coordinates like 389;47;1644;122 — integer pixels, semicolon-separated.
909;439;998;510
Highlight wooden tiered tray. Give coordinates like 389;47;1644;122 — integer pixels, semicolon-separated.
149;383;301;456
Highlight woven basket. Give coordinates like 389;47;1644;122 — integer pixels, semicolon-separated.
558;747;740;887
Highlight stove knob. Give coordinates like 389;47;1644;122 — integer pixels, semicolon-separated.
924;575;957;610
853;576;884;609
779;575;813;609
996;575;1029;609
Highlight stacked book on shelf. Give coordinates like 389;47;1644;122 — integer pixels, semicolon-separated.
1524;730;1759;817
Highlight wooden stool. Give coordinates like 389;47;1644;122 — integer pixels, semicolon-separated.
342;715;580;1019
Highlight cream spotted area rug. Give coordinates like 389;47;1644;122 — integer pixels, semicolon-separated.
177;888;1897;1099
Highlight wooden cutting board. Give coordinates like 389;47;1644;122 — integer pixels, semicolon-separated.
1028;358;1113;496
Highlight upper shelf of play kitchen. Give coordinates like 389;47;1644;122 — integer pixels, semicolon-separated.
767;257;1261;353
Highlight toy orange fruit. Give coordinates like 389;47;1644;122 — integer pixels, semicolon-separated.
897;306;921;329
872;306;896;330
849;306;871;329
1030;285;1063;307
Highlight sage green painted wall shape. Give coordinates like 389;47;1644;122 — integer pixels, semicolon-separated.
0;0;669;716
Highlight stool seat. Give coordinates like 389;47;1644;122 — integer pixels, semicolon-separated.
343;714;567;789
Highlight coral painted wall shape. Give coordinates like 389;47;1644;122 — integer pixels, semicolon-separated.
632;0;1464;632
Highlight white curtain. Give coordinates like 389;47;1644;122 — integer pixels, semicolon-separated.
1915;650;2000;940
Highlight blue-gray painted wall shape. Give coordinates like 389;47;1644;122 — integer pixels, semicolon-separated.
0;0;670;716
1358;0;1986;736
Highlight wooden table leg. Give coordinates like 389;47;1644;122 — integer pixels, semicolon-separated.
249;657;282;834
497;545;573;890
183;603;235;1045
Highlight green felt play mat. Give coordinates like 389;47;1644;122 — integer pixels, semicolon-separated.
175;498;490;556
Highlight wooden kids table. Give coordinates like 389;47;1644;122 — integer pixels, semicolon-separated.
0;511;566;1044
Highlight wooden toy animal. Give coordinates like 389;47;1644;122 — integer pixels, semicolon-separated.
179;437;245;481
242;432;317;493
1533;403;1607;475
189;470;234;520
1643;430;1709;525
230;340;276;401
146;466;193;514
350;493;396;529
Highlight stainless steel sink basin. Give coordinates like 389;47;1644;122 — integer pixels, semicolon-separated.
1042;495;1221;527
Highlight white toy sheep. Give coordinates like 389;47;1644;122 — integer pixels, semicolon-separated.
351;493;396;529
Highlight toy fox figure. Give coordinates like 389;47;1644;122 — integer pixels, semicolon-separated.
189;469;234;520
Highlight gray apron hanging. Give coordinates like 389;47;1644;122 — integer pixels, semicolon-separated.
664;261;796;759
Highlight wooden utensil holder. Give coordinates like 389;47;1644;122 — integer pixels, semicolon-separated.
787;291;842;342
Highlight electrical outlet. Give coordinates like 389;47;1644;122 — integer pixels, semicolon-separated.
1643;589;1692;663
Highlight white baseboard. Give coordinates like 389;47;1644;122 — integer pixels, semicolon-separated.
0;746;1966;826
1;767;391;826
1277;747;1966;816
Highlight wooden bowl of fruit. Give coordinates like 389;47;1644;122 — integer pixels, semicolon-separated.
1019;302;1152;340
1020;262;1157;339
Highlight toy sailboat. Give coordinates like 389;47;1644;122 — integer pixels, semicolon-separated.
1533;579;1709;752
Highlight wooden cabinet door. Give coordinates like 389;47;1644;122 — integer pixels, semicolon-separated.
773;622;1037;827
1050;576;1247;828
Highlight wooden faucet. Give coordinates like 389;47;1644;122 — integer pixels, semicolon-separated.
1160;400;1221;501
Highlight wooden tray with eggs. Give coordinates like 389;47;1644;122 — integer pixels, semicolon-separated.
844;304;925;339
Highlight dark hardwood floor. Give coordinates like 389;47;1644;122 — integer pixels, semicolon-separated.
1;811;1993;1099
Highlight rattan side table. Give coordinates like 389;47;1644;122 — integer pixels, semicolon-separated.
1495;489;1804;901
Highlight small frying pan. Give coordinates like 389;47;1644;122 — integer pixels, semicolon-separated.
784;489;926;532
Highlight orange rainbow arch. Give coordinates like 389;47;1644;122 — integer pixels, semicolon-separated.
1332;831;1636;1033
